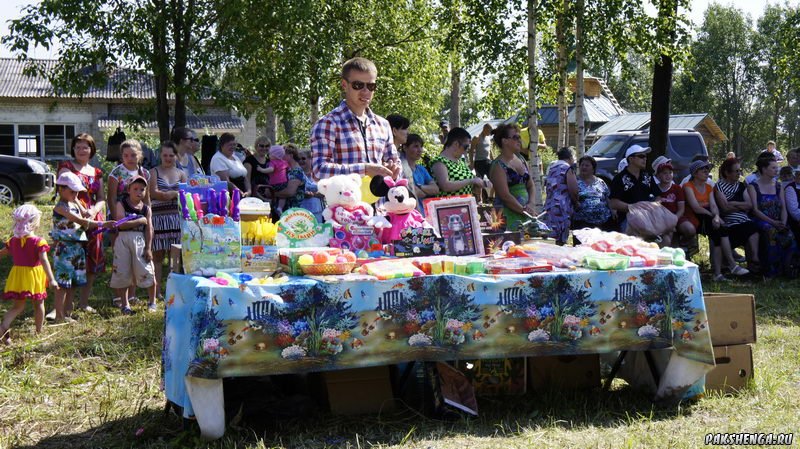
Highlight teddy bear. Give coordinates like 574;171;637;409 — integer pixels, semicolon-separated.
369;175;430;244
318;174;388;251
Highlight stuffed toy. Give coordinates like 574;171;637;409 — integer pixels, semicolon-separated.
369;175;430;244
318;174;386;251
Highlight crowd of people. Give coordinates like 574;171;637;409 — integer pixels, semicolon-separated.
2;55;797;344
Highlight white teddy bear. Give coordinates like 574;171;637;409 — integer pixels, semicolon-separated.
317;174;390;250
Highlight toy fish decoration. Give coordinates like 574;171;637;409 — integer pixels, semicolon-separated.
167;294;176;306
584;279;592;288
212;296;219;306
514;280;526;287
343;289;352;299
687;285;694;294
467;283;476;292
228;298;235;306
391;283;405;290
627;276;637;282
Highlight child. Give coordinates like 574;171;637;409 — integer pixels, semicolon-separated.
0;205;58;344
51;172;109;322
111;176;157;314
258;145;289;212
653;157;695;248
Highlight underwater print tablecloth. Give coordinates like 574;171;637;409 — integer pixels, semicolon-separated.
163;264;714;419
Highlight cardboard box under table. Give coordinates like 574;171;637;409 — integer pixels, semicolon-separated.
309;366;395;414
528;354;601;390
704;344;753;393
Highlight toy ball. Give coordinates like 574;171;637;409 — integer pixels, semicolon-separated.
343;252;357;262
357;250;369;259
298;254;315;266
335;255;348;263
312;251;329;264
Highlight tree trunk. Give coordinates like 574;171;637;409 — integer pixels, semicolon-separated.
310;96;320;125
556;0;568;148
264;105;278;143
648;0;677;163
281;117;294;143
449;59;461;129
172;0;191;132
152;0;170;141
574;0;585;155
527;0;543;212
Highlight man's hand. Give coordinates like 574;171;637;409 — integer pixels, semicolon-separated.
365;163;393;178
383;159;402;179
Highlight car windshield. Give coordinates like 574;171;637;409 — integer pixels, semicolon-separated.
587;135;628;158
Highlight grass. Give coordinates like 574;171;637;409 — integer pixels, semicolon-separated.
0;201;798;449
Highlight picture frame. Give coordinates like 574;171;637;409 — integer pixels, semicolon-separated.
423;195;484;256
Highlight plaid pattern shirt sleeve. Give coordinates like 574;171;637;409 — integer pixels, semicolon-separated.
311;101;400;179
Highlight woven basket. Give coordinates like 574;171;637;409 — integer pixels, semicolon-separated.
301;262;356;276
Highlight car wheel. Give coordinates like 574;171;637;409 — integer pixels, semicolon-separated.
0;180;19;205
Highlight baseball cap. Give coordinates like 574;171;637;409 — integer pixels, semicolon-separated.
55;172;86;192
651;155;673;173
625;145;651;159
127;175;148;188
689;160;713;174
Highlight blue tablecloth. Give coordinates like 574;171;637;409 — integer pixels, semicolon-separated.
163;265;714;418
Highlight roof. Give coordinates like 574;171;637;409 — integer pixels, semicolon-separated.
537;96;623;126
589;112;728;143
464;118;513;138
98;115;244;131
0;57;158;100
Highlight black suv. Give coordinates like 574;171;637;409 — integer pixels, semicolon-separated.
0;155;55;205
586;129;709;183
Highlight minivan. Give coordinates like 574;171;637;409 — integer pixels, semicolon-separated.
586;129;709;183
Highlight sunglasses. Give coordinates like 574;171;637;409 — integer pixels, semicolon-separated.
630;154;647;159
183;137;200;142
347;80;377;91
258;144;270;148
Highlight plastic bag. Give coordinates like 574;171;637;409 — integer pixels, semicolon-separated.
626;201;677;238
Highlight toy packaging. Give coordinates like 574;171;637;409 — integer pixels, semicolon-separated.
276;208;334;248
393;227;445;258
239;197;278;272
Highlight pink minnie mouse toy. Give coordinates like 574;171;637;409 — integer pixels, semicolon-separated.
369;176;430;244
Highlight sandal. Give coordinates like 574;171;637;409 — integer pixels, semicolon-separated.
120;307;136;316
730;265;750;276
712;274;729;282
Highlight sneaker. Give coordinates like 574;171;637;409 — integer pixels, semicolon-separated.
120;307;136;316
147;303;158;313
112;297;123;308
54;316;77;324
78;306;97;314
45;309;57;321
712;274;729;282
129;297;141;305
730;265;750;276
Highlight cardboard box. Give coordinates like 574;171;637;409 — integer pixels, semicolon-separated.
705;344;753;393
458;358;527;396
704;293;757;345
527;354;600;390
318;366;395;415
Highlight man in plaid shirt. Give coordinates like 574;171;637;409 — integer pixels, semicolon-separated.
311;57;402;180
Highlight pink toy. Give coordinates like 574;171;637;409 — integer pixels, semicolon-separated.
368;176;430;244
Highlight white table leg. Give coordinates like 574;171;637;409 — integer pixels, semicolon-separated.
185;376;225;440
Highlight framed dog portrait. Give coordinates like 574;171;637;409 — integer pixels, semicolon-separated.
423;195;484;256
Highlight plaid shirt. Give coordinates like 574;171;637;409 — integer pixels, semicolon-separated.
311;100;399;179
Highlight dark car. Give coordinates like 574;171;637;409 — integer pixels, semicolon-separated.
0;155;55;205
586;129;709;184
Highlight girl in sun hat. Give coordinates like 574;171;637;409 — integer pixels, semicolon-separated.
51;172;111;322
0;204;58;345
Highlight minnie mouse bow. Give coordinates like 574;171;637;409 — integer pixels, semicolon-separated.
384;177;408;188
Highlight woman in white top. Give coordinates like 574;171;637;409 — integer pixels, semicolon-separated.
210;133;250;194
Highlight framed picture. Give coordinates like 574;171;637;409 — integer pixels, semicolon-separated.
424;196;484;256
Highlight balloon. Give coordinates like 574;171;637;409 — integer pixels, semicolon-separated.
361;175;380;204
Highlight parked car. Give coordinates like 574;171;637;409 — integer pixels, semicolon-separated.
586;129;709;184
0;155;55;205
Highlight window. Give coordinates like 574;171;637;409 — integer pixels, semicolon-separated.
3;124;77;159
669;135;705;159
18;125;40;158
0;125;13;156
587;135;629;158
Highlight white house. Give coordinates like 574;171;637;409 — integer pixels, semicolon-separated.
0;57;257;160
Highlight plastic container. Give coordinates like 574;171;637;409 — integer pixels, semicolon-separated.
583;253;630;271
484;258;553;274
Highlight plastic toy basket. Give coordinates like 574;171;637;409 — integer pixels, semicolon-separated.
301;262;356;276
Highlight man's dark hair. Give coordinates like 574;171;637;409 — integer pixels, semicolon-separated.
557;146;575;161
387;114;410;130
